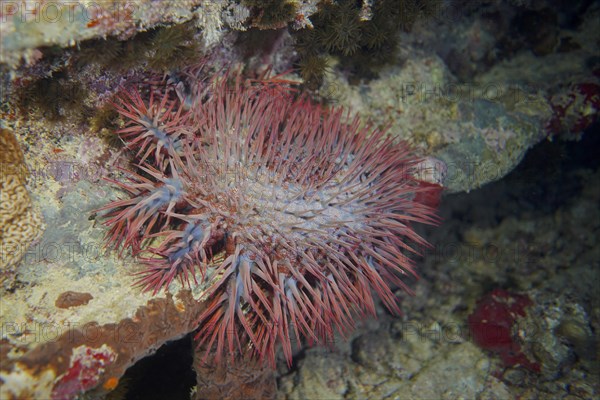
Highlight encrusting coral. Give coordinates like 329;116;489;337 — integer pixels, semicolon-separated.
98;66;440;367
0;127;44;289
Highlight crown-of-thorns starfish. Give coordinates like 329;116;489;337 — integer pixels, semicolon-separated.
98;70;440;367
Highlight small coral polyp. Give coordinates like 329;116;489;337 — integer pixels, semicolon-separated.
99;69;438;366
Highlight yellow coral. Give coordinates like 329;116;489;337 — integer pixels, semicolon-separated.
0;128;44;288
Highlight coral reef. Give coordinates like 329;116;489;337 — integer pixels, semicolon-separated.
0;127;44;289
0;0;320;67
5;0;597;194
0;287;204;399
0;0;598;398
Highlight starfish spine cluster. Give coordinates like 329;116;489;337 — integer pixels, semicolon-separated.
99;69;438;366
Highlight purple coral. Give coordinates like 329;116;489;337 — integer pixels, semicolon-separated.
98;69;439;367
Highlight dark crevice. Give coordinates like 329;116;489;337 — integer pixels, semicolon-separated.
440;125;600;231
121;334;196;400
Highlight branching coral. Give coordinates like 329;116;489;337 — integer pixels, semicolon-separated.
98;68;439;366
243;0;298;30
320;2;362;56
148;23;200;72
293;0;441;86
